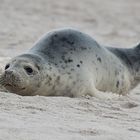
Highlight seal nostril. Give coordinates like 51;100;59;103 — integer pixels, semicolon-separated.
5;64;10;70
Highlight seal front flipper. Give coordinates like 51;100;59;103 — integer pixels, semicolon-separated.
91;88;120;100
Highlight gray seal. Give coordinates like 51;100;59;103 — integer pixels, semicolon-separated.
0;28;140;97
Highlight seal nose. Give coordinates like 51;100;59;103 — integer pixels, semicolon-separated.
5;70;13;75
4;70;16;85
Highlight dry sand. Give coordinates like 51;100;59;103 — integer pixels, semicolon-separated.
0;0;140;139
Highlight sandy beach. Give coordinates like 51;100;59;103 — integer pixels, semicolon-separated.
0;0;140;139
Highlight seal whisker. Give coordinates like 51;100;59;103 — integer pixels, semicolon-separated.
0;80;4;83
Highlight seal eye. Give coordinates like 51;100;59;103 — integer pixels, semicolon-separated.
24;66;33;75
5;64;10;70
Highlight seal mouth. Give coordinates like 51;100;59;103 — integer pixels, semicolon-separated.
0;73;26;91
4;83;18;89
3;82;26;91
5;83;13;87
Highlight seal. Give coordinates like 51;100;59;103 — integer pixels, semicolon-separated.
0;28;140;97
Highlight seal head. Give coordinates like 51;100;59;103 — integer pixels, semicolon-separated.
0;54;45;95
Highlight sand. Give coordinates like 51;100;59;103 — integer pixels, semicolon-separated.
0;0;140;139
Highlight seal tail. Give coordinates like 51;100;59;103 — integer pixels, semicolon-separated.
135;43;140;50
133;43;140;81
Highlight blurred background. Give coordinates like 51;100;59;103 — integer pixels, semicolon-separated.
0;0;139;57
